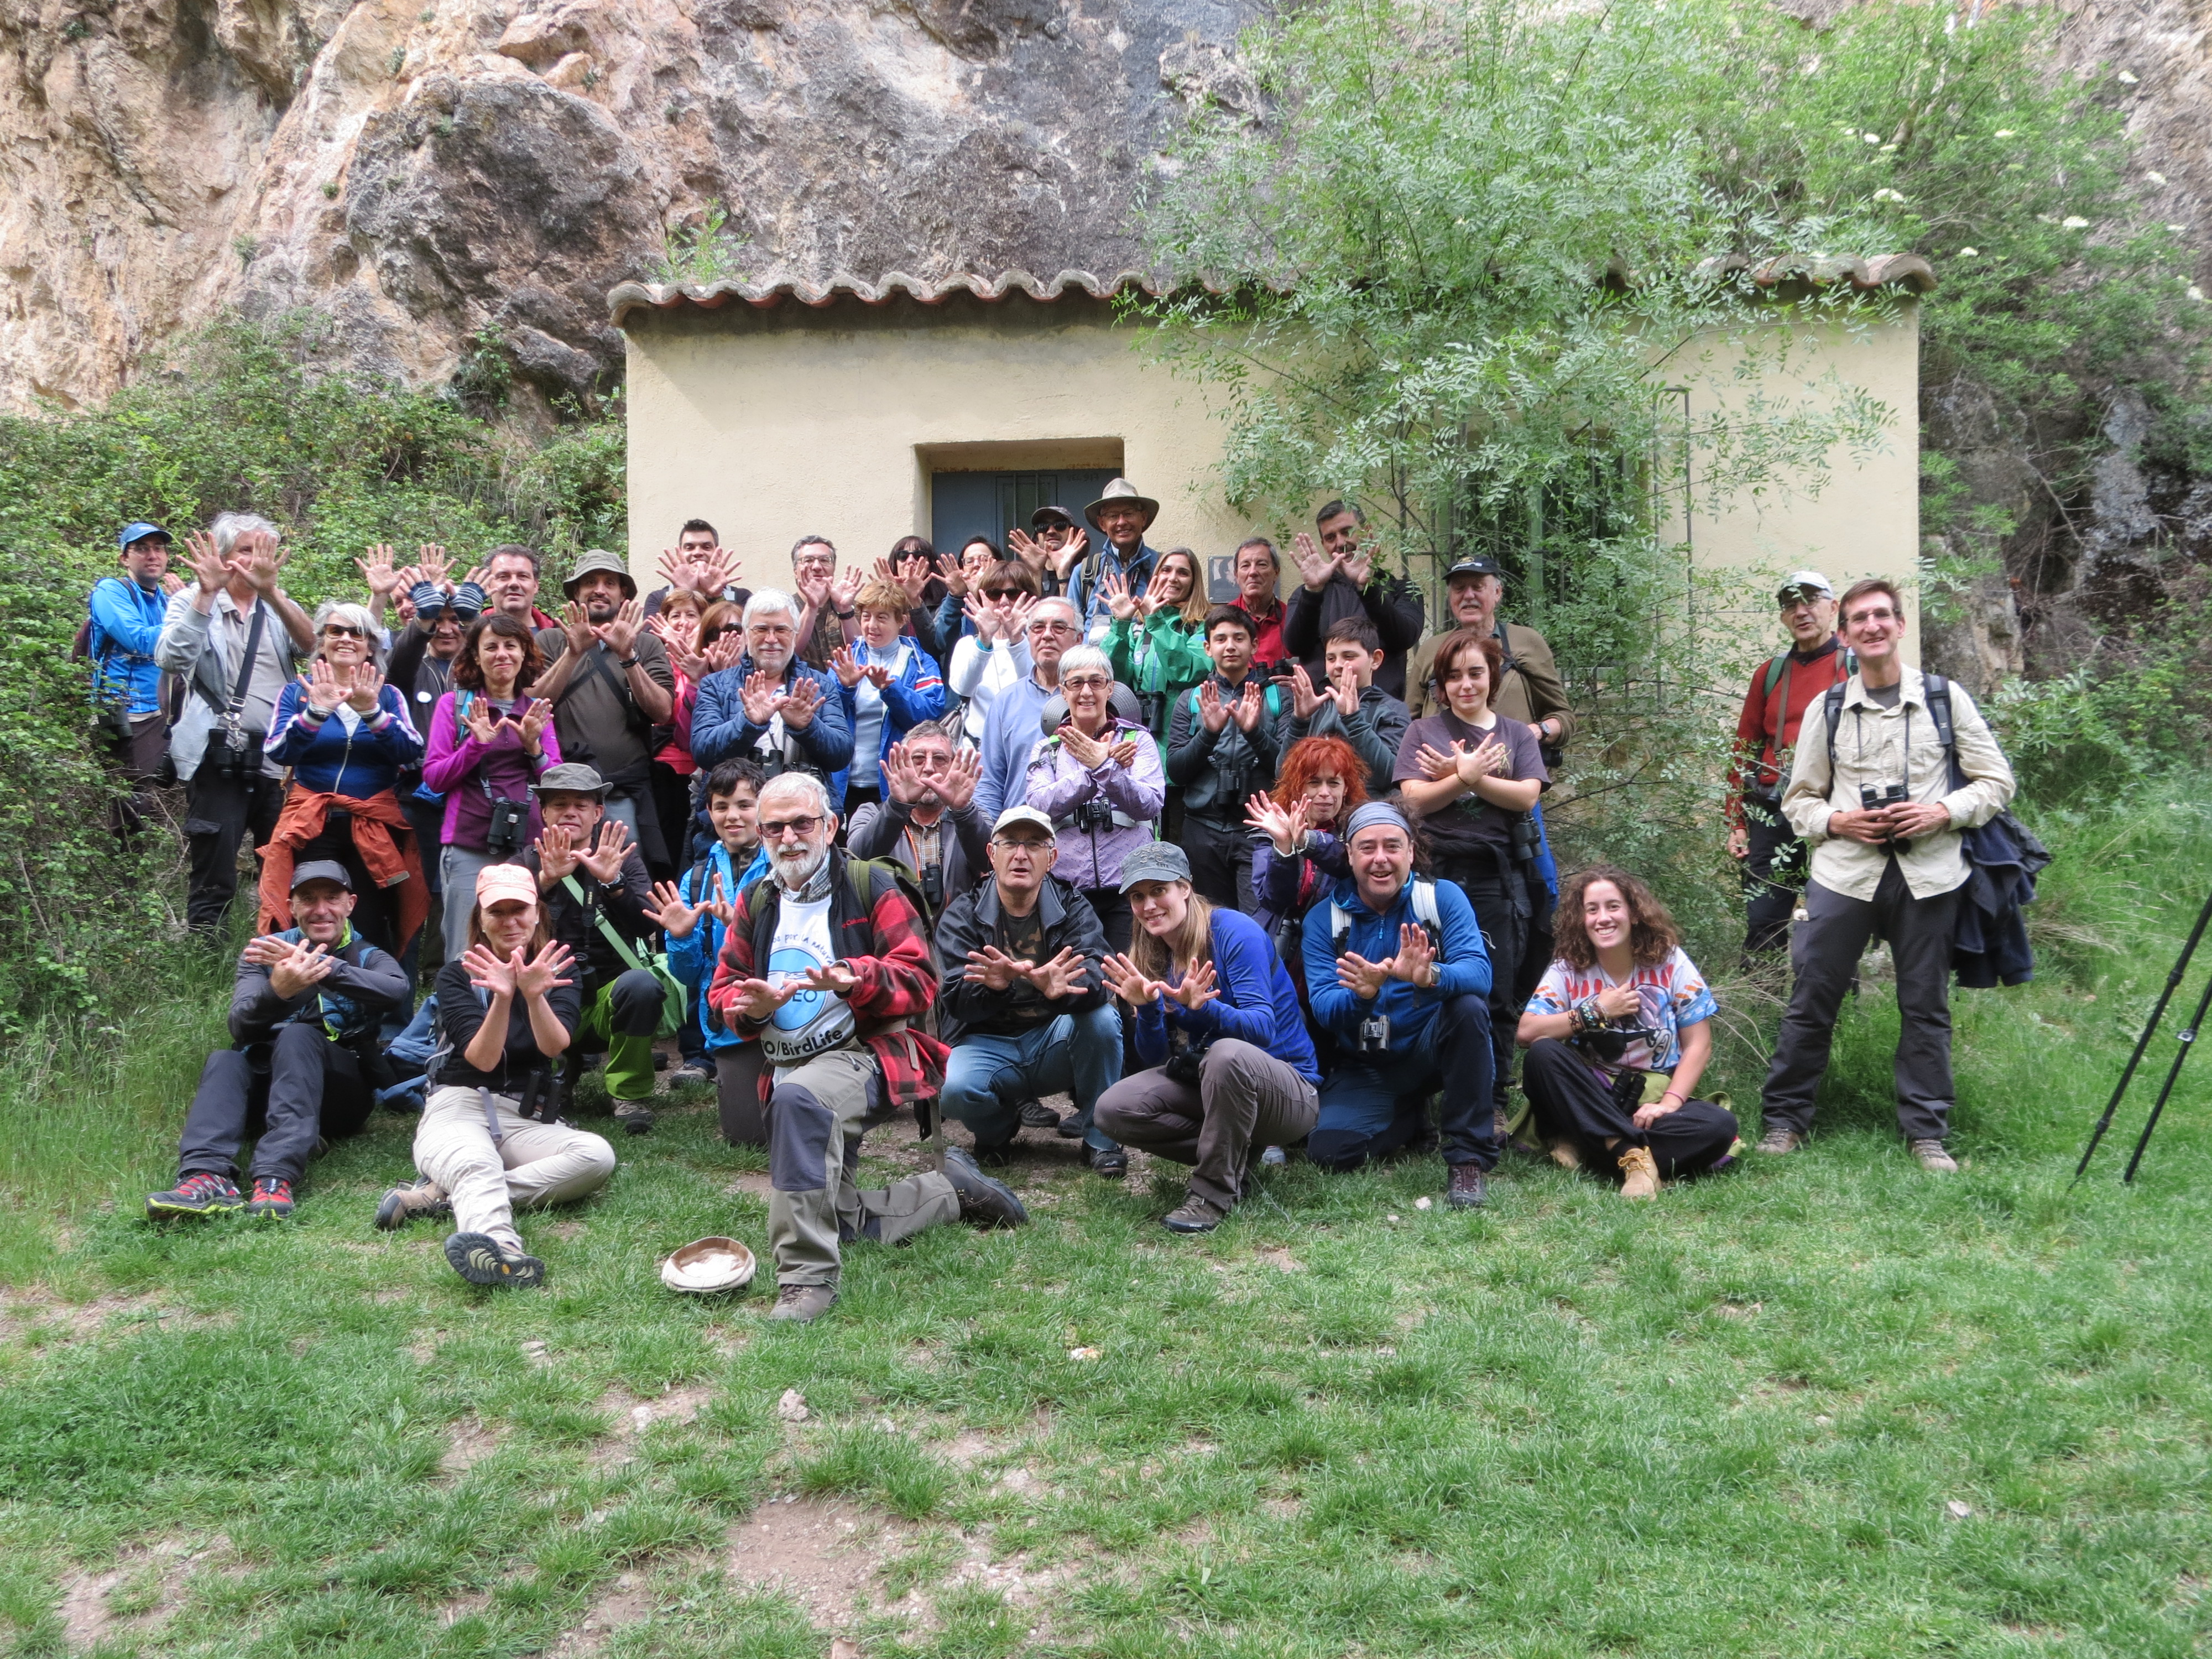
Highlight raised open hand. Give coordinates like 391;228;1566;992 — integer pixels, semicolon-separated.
1389;922;1437;987
1244;789;1306;855
576;819;631;884
938;745;982;811
533;823;580;883
344;662;385;714
964;946;1025;993
1285;662;1326;721
1233;680;1265;734
516;697;551;755
593;596;644;659
238;528;287;594
462;942;519;999
703;631;745;675
560;599;596;659
699;871;736;929
1334;950;1391;1000
1099;952;1160;1006
1100;570;1138;622
739;670;784;726
894;554;932;604
304;657;345;716
643;878;701;938
1291;530;1338;591
1198;678;1230;735
829;644;867;690
357;545;400;598
417;545;452;588
648;612;708;681
1027;946;1086;1001
183;530;233;596
1329;662;1361;718
782;675;822;730
961;594;999;644
1165;958;1219;1011
881;742;919;805
827;568;862;613
512;940;576;1001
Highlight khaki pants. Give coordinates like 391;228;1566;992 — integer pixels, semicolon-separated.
766;1046;959;1288
1098;1039;1318;1211
415;1085;618;1254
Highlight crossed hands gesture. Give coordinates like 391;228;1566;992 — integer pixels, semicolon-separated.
1101;952;1218;1011
883;740;979;809
1058;723;1138;771
873;554;933;605
303;658;385;716
245;933;338;999
739;669;821;729
724;958;858;1022
646;611;707;680
1243;788;1309;856
830;645;891;692
966;944;1086;999
1291;531;1374;591
1334;923;1438;999
535;819;630;885
1415;738;1506;789
656;544;736;597
642;872;733;940
462;695;550;755
462;940;575;1001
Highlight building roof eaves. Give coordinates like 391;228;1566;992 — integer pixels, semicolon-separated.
607;268;1170;326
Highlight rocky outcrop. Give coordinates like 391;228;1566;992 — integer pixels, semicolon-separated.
0;0;1258;415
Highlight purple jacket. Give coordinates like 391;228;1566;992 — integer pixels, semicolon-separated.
1022;716;1166;891
1251;828;1353;932
421;690;562;849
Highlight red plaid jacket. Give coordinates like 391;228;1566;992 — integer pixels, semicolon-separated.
708;852;949;1105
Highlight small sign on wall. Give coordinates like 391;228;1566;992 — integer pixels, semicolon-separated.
1205;555;1239;602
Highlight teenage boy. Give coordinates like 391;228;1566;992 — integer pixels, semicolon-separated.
650;759;773;1142
1167;604;1282;912
829;577;947;818
1276;615;1409;797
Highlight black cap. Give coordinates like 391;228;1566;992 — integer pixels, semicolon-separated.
1444;555;1506;582
1030;504;1077;530
289;859;354;894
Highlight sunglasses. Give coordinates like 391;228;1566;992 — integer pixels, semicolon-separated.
323;625;367;639
760;815;824;841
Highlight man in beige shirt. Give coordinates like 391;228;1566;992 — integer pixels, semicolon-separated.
1757;577;2016;1171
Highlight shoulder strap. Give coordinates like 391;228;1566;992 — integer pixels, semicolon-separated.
224;604;270;723
1924;673;1955;751
1410;879;1441;934
1762;653;1791;700
1330;899;1350;958
1822;681;1847;768
561;874;648;973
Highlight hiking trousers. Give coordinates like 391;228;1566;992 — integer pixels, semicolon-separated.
766;1046;961;1288
1097;1039;1317;1212
1522;1038;1738;1178
1760;859;1963;1143
414;1085;617;1255
184;769;283;935
178;1023;374;1187
1309;993;1498;1172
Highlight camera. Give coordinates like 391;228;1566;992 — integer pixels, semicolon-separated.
920;861;944;914
484;797;529;856
1164;1031;1206;1084
1136;688;1167;738
1071;797;1117;833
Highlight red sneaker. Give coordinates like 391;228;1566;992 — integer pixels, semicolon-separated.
246;1178;295;1219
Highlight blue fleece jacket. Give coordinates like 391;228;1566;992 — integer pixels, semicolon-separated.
1302;874;1491;1052
263;681;425;797
1129;906;1320;1083
665;838;770;1051
690;655;855;808
87;575;170;714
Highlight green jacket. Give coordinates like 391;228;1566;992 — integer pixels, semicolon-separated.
1105;609;1213;754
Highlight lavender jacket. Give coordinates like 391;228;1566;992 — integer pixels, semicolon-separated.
1021;716;1166;892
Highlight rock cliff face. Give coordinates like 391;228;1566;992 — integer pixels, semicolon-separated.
0;0;1258;414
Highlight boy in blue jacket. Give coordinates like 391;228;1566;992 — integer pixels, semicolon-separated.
650;759;771;1143
1302;801;1499;1208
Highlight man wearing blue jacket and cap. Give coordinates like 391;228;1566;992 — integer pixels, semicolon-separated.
88;520;181;834
1302;801;1499;1208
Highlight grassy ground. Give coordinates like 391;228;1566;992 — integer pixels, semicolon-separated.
1;789;2210;1657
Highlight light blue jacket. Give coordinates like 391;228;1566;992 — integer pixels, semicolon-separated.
87;576;169;714
665;838;771;1051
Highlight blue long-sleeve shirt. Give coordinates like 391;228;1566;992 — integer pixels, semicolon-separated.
1302;873;1490;1052
975;672;1057;822
87;575;170;714
691;657;855;806
263;681;425;798
666;838;771;1051
1129;906;1319;1083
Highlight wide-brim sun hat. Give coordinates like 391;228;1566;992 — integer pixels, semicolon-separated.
1083;478;1160;533
562;548;638;600
660;1236;757;1293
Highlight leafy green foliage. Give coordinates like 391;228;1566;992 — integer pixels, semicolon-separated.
648;200;750;288
0;311;625;1032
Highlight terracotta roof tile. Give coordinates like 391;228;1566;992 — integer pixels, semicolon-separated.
607;268;1166;326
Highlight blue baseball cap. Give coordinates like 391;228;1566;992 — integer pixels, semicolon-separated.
118;521;170;551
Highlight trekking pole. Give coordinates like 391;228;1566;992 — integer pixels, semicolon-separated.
2074;888;2212;1183
2121;958;2212;1184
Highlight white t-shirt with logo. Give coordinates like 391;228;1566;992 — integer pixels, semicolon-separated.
759;890;857;1066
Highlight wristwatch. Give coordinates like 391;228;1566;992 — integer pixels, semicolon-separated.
620;656;639;669
834;608;855;620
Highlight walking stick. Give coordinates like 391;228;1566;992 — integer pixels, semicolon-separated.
2074;888;2212;1183
2121;959;2212;1183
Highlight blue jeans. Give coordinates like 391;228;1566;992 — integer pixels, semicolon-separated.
940;1005;1124;1151
1310;993;1498;1173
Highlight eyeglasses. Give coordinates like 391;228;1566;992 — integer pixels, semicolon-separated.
1028;620;1078;636
993;836;1052;852
323;625;367;639
1061;674;1109;691
760;815;824;841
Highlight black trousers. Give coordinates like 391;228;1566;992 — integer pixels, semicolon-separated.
717;1045;767;1146
1741;802;1806;956
177;1024;375;1186
292;819;404;960
650;761;693;881
106;711;170;839
1434;853;1533;1113
184;768;284;936
1522;1038;1738;1179
1185;815;1257;914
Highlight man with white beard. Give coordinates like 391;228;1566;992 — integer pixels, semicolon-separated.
708;773;1029;1324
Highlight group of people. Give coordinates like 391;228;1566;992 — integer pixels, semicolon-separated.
95;479;2018;1323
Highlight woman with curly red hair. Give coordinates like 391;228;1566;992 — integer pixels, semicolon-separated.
1516;864;1739;1197
1246;733;1369;943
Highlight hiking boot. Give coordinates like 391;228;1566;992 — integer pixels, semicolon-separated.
613;1099;655;1136
1444;1164;1488;1211
669;1063;712;1087
968;1140;1016;1169
444;1232;546;1288
1547;1139;1582;1172
942;1147;1030;1229
146;1171;243;1219
653;1050;670;1072
1616;1146;1660;1200
1018;1098;1062;1130
1053;1113;1086;1139
1162;1194;1226;1235
246;1177;295;1218
769;1284;838;1323
1910;1138;1958;1174
374;1178;452;1232
1755;1126;1804;1155
1085;1145;1128;1180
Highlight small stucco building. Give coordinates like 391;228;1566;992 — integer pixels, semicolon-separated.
611;258;1936;646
